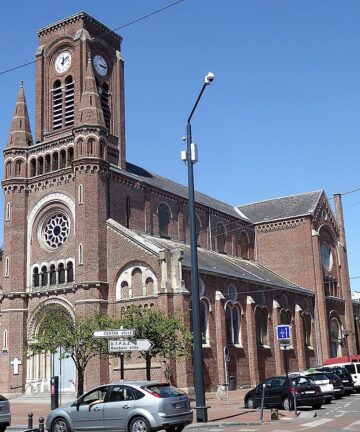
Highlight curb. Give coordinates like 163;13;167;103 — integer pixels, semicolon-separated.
185;422;263;430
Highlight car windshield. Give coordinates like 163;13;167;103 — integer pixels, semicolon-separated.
307;373;327;381
146;384;184;398
292;377;316;387
344;364;356;374
325;373;340;380
334;367;351;378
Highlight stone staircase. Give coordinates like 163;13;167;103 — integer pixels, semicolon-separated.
9;391;76;404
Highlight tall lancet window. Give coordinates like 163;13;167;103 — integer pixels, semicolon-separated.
64;76;74;126
53;80;63;130
100;83;110;129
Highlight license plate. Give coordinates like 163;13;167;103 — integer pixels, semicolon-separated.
173;402;185;409
304;391;315;394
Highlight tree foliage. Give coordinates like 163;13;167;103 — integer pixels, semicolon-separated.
121;306;192;381
30;306;120;397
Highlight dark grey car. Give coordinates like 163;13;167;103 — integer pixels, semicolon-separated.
46;381;193;432
0;394;11;432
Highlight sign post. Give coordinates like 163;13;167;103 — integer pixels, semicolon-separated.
276;325;291;408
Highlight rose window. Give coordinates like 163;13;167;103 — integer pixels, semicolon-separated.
43;213;69;249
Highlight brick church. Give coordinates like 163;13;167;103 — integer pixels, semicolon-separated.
1;12;359;395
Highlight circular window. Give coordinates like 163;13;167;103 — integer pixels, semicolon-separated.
321;242;333;271
43;213;70;249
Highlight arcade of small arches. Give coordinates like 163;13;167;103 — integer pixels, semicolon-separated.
116;264;158;300
31;259;74;290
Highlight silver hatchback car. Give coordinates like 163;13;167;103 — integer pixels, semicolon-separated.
46;381;193;432
0;394;11;432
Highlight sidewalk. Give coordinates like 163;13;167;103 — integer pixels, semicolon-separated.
7;388;296;430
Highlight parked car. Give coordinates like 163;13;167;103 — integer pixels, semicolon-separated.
332;362;360;392
316;366;354;395
244;376;324;411
321;372;345;399
46;381;193;432
0;394;11;432
304;372;334;404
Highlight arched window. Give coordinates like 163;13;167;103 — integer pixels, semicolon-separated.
195;214;201;245
15;160;22;176
225;303;241;346
53;80;63;130
64;76;74;127
2;330;8;352
52;152;59;171
158;203;171;238
33;267;40;288
77;139;84;158
58;263;65;284
30;159;36;177
67;261;74;282
145;277;154;296
50;264;56;285
255;307;268;346
44;154;51;173
78;184;83;204
6;161;11;178
67;146;74;165
126;196;131;228
239;231;249;259
200;300;210;345
215;222;226;254
5;203;10;221
99;141;106;160
280;309;291;325
37;156;44;175
99;82;110;129
329;318;341;357
41;265;48;287
87;138;95;156
4;257;9;277
59;149;66;169
131;268;142;297
78;244;83;265
302;313;312;348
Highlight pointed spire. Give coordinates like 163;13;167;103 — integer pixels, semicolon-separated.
6;82;33;149
77;53;105;127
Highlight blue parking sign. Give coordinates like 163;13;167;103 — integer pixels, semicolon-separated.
276;325;291;340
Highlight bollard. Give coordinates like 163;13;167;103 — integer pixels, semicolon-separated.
292;391;298;416
39;417;45;432
28;412;33;430
259;383;266;424
271;408;279;421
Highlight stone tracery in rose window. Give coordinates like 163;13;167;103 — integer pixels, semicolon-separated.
43;213;70;249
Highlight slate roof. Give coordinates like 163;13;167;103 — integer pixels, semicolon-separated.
111;162;247;221
236;190;323;224
108;219;311;295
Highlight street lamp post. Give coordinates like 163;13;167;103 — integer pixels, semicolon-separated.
184;72;215;423
342;329;351;362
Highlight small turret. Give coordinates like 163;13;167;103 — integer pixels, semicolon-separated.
77;54;105;127
6;82;33;149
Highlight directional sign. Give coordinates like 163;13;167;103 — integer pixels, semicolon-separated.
109;339;153;352
93;329;135;338
276;325;291;340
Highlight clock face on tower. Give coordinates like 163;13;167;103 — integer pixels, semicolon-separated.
93;54;108;76
54;51;72;74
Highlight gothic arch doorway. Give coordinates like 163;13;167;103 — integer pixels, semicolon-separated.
27;300;75;394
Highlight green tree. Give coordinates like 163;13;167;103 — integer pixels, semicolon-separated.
121;306;192;381
30;306;119;397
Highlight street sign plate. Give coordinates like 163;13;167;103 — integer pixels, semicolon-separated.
276;325;291;340
109;339;153;352
93;329;135;338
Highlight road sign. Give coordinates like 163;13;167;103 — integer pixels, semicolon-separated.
93;329;135;338
109;339;153;352
276;325;291;340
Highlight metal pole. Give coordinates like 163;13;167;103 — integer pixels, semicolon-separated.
120;353;124;380
284;345;290;409
259;384;265;423
187;121;207;423
185;74;214;423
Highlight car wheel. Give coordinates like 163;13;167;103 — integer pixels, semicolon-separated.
52;418;71;432
312;404;322;410
334;395;342;399
282;397;292;411
345;390;352;396
129;416;151;432
245;397;256;409
167;425;185;432
0;426;7;432
325;398;332;404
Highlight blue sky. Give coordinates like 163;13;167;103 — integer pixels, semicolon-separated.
0;0;359;291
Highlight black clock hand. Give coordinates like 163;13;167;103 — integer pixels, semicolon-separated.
99;63;106;69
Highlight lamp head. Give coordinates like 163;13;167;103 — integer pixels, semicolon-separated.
204;72;215;85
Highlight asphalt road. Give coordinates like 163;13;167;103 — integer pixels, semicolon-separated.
190;392;360;432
